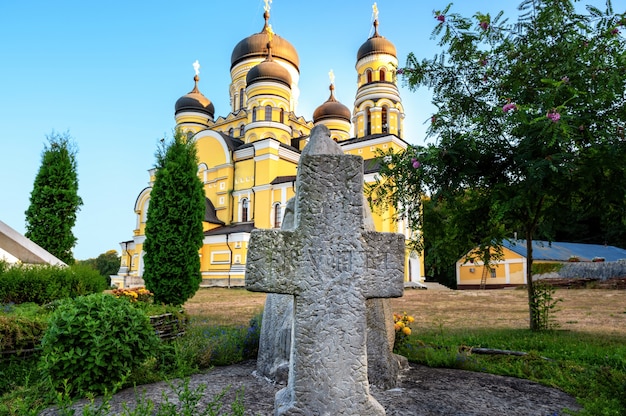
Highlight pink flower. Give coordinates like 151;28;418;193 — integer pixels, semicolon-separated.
611;28;620;35
431;115;437;124
502;103;517;112
411;158;421;169
547;111;560;122
480;58;488;66
561;76;569;83
436;14;445;22
396;68;404;75
479;21;489;30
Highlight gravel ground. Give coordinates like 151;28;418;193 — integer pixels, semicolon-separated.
41;360;581;416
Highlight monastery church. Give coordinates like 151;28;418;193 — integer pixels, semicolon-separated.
112;3;424;288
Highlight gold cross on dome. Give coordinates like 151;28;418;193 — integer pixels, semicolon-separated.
328;69;335;86
264;0;272;13
372;2;379;21
192;60;200;76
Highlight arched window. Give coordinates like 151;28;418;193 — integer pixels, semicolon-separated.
366;69;373;83
366;107;372;136
241;198;249;222
379;68;386;82
265;105;272;121
239;125;245;137
228;127;234;136
252;106;257;122
381;106;388;133
273;202;282;228
280;108;285;123
239;88;244;110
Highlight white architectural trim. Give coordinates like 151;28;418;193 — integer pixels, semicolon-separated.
340;135;408;152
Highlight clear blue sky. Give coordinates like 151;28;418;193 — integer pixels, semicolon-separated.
0;0;612;260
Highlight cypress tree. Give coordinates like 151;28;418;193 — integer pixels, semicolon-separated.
143;129;205;305
25;131;82;264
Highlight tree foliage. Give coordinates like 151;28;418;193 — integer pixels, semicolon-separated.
143;130;205;306
25;131;83;265
78;249;121;286
371;0;626;329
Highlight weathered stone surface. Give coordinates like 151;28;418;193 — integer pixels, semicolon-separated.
255;129;406;391
256;199;295;384
246;125;405;415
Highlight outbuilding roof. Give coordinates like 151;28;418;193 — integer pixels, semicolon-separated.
503;240;626;262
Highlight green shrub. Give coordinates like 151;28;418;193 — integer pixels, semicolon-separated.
39;293;160;396
529;280;561;331
0;314;47;352
0;264;106;304
531;262;563;275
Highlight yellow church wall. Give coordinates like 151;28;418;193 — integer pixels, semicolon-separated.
252;189;272;229
195;136;228;167
233;159;255;191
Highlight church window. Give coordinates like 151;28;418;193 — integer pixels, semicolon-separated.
252;106;257;122
379;68;386;81
273;202;282;228
229;127;234;136
239;125;245;137
265;105;272;121
366;69;373;83
241;198;249;222
280;108;285;123
239;88;244;110
381;106;389;133
365;107;371;136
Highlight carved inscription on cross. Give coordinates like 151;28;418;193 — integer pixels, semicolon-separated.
246;135;404;415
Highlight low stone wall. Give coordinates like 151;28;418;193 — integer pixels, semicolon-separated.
556;260;626;280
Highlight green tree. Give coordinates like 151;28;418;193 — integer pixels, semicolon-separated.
78;249;120;286
143;129;205;305
25;131;83;265
372;1;626;330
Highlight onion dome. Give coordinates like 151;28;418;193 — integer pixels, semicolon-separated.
246;44;292;87
231;10;299;70
175;75;215;119
313;84;351;123
356;19;397;61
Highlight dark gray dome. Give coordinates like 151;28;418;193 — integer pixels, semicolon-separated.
357;20;397;61
175;75;215;119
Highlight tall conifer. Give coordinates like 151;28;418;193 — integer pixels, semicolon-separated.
25;131;82;264
143;130;205;305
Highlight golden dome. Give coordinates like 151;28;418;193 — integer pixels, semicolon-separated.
231;11;299;70
356;19;397;61
313;84;351;123
175;75;215;119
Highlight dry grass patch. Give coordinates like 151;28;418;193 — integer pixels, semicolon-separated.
185;287;626;337
392;288;626;336
185;287;266;326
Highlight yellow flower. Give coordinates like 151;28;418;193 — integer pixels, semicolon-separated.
407;316;415;323
402;327;411;336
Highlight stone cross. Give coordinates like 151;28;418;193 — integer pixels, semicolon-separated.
246;125;404;415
